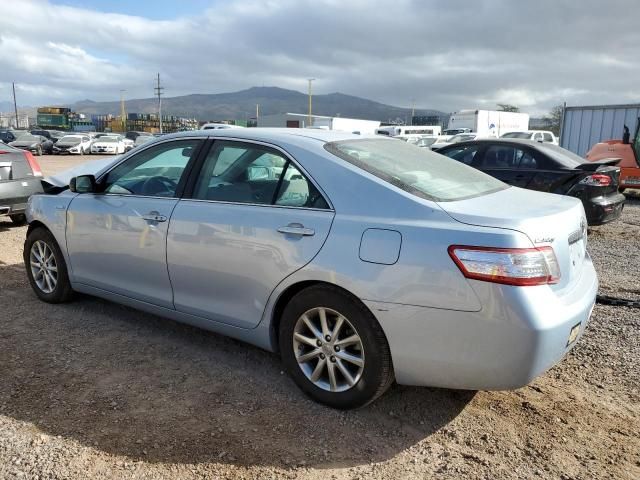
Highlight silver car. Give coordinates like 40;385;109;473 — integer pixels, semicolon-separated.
24;129;597;409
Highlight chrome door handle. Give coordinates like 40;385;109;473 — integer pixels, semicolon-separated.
142;212;167;223
277;224;315;236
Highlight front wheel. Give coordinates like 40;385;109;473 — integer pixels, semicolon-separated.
279;285;394;409
24;227;73;303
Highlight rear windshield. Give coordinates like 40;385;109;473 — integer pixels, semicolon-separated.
501;132;532;139
538;143;584;168
325;138;507;202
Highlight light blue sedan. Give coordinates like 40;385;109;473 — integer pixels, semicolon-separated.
24;129;597;408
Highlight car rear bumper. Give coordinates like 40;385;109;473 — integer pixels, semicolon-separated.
584;192;625;225
366;255;598;390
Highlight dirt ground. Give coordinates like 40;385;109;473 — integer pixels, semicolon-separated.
0;155;638;479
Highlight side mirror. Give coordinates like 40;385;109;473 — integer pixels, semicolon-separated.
69;175;97;193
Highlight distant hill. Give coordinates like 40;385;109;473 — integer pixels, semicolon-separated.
68;87;446;123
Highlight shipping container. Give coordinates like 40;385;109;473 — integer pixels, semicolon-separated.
560;103;640;157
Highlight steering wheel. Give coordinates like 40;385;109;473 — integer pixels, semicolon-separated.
140;176;178;196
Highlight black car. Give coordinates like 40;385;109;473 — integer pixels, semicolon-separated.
9;133;54;155
0;143;44;225
0;130;18;144
437;139;625;225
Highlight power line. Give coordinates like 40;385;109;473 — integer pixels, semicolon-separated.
12;82;19;129
154;73;164;134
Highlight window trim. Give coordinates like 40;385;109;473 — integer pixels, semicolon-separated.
181;137;334;211
95;137;207;200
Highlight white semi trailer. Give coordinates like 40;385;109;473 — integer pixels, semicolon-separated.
447;110;529;137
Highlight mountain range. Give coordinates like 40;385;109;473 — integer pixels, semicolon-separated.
65;87;446;122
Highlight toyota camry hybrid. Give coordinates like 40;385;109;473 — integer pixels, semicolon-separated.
23;129;597;409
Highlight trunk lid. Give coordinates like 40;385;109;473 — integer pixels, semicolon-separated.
438;186;588;292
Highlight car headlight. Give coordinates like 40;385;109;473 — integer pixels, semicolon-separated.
30;143;38;148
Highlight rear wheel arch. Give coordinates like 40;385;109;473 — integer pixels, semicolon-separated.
270;280;384;352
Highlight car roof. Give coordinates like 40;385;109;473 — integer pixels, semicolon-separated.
159;127;369;144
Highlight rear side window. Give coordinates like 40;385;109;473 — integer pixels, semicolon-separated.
482;145;537;169
543;133;553;142
194;141;328;209
325;138;506;202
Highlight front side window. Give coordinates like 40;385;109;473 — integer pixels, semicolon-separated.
194;141;328;208
326;138;506;202
543;133;553;142
103;139;199;197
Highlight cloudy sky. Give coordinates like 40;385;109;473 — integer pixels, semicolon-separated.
1;0;639;115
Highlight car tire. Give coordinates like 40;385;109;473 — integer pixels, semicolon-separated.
24;227;73;303
279;284;394;409
9;214;27;225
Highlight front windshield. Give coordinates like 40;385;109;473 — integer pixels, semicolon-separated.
325;138;507;202
501;132;532;139
16;133;39;141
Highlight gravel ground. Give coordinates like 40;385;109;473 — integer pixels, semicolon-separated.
0;156;638;479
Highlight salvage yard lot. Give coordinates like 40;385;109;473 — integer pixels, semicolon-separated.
0;154;638;479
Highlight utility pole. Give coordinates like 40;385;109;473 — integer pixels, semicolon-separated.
307;78;315;127
256;103;260;121
12;82;19;129
120;89;127;132
411;99;415;121
154;73;164;134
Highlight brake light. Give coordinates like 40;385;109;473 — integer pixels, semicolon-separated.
579;174;611;187
23;151;43;177
448;245;560;286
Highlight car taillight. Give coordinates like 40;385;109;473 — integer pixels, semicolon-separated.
24;151;43;177
448;245;561;286
579;174;611;187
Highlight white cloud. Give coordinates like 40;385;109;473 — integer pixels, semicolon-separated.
0;0;639;116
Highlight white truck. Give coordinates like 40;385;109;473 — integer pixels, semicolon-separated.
375;125;442;137
311;117;381;135
447;110;529;137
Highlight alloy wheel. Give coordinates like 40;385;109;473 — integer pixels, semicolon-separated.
293;307;365;392
29;240;58;294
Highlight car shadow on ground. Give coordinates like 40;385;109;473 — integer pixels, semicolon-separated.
0;265;474;469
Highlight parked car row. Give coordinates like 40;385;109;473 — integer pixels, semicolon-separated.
0;128;158;155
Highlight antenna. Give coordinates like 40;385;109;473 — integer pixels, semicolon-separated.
154;73;164;134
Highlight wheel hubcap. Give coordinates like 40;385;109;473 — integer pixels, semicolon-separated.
29;240;58;294
293;307;365;392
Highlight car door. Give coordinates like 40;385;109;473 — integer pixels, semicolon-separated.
472;143;536;187
167;139;335;329
66;138;203;308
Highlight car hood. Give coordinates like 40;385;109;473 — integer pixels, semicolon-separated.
9;141;37;147
55;141;81;147
44;156;121;187
92;142;119;147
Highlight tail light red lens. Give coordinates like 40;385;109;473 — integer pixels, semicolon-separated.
24;151;43;177
579;174;612;187
448;245;561;286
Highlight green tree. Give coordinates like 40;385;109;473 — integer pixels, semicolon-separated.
542;104;564;136
497;104;520;113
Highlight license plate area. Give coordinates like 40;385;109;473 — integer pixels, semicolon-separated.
567;322;581;347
